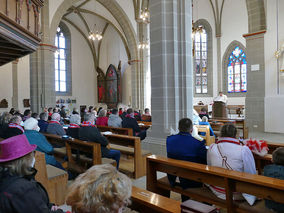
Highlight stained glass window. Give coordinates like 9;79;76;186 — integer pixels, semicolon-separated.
227;46;247;93
55;27;67;92
194;28;207;94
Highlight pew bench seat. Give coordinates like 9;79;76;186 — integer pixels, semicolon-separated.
110;144;151;156
157;176;274;213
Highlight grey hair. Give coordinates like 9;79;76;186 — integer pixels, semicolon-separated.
40;112;48;121
202;116;208;122
98;109;106;117
66;164;132;213
9;115;22;124
0;112;12;125
70;114;81;125
84;113;95;122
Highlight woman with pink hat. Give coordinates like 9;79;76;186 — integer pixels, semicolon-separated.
0;134;64;213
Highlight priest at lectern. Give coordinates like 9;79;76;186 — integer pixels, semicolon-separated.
214;91;228;104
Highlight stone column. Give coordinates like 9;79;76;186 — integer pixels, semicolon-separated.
30;0;56;113
244;31;266;131
12;60;19;109
147;0;193;154
216;36;222;92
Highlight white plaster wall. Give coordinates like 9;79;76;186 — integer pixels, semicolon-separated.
17;55;30;112
49;0;64;26
61;22;96;109
116;0;137;34
99;26;128;73
0;63;12;113
264;0;284;133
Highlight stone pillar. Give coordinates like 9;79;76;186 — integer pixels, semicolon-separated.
12;60;19;109
244;31;266;131
30;0;55;113
147;0;193;154
216;36;222;92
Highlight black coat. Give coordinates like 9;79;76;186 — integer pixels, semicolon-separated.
0;169;63;213
66;127;80;139
2;127;23;139
79;126;109;156
0;124;8;138
122;117;141;136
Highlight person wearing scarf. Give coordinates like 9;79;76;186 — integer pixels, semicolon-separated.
3;115;24;139
122;108;146;140
79;113;120;169
207;124;257;206
46;113;65;136
66;114;81;139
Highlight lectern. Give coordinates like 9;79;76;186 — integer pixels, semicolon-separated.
212;101;227;118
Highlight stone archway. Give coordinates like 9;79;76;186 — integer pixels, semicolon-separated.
50;0;141;108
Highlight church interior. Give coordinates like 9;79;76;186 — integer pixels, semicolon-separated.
1;0;284;212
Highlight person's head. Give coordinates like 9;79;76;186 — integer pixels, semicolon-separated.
145;108;150;114
202;116;208;122
9;108;15;115
48;107;53;113
51;113;61;121
43;107;48;113
89;106;94;112
111;109;118;115
39;112;48;121
66;164;132;213
0;112;12;125
219;91;223;96
61;106;65;110
98;109;107;117
31;112;39;120
70;114;81;125
126;108;133;115
98;107;103;114
272;147;284;166
53;108;58;113
178;118;193;133
220;124;237;138
0;135;37;177
119;108;122;111
73;108;79;114
9;115;22;125
84;113;95;123
24;109;31;117
200;107;207;113
24;118;39;131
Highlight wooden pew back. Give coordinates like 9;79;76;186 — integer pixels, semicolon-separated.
97;125;133;136
195;125;214;146
267;142;284;154
146;155;284;212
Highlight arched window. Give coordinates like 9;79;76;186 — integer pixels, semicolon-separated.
54;22;71;95
193;19;212;97
227;46;247;93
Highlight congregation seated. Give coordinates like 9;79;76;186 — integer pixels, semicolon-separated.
3;115;24;139
46;113;65;136
31;112;39;120
134;109;142;121
48;107;53;120
119;107;123;116
66;164;131;213
24;118;64;170
108;108;122;128
38;112;49;133
79;113;120;169
263;147;284;212
166;118;207;201
0;135;64;213
96;109;108;126
207;124;256;205
120;107;127;119
199;116;215;136
141;108;151;122
122;108;146;140
66;114;81;139
23;109;32;122
0;112;12;138
199;107;209;119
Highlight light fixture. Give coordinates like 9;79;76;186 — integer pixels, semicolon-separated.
139;8;150;24
88;24;103;41
138;35;149;49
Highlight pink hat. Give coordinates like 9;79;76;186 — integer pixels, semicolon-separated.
0;135;37;162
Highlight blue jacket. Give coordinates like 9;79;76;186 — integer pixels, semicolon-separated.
24;130;58;166
263;164;284;212
199;121;215;136
166;132;207;188
38;120;48;133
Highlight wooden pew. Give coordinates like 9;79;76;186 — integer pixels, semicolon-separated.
195;125;215;146
227;105;245;117
65;138;116;173
130;186;181;213
267;142;284;154
141;114;152;122
105;134;151;179
146;155;284;213
138;121;152;126
34;151;68;205
97;125;133;136
254;154;272;175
